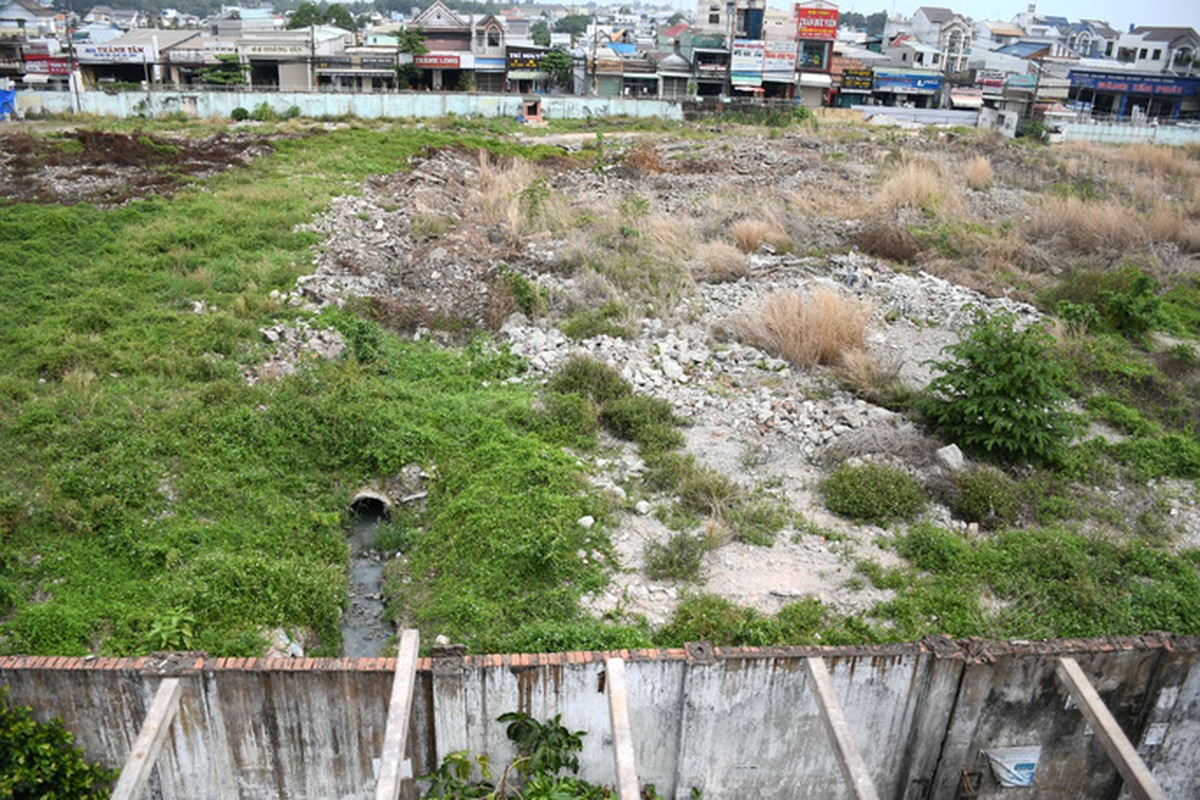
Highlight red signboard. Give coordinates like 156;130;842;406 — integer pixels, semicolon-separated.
23;53;71;75
795;4;839;40
414;53;460;68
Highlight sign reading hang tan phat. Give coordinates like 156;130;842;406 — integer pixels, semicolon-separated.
795;3;839;41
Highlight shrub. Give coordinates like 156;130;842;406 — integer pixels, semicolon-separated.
729;219;789;253
538;392;600;450
822;463;926;525
962;156;994;190
1113;434;1200;479
875;159;961;217
0;687;118;798
545;355;630;404
733;287;873;368
230;106;249;121
853;220;920;262
919;310;1080;465
653;593;775;646
560;301;630;340
1049;266;1163;339
835;347;915;410
951;466;1020;529
645;531;710;582
249;101;278;122
600;395;681;451
281;104;302;120
694;241;750;282
1024;196;1132;254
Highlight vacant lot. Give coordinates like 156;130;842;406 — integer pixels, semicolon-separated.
1;115;1199;658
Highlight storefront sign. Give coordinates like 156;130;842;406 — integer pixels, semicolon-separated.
762;43;796;80
78;43;150;63
874;69;941;94
415;53;460;68
23;54;71;75
317;56;352;68
841;68;873;91
361;56;396;69
1069;69;1199;97
795;4;839;41
243;44;306;55
731;39;764;74
976;69;1005;90
506;47;544;70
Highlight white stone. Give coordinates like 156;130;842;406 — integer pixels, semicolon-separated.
936;443;965;472
578;515;596;528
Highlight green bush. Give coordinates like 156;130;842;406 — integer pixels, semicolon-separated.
1048;266;1163;339
250;101;278;122
600;395;682;452
560;301;629;340
919;309;1079;465
822;463;925;525
281;104;302;120
1113;434;1200;479
645;532;710;582
538;392;600;450
951;466;1020;529
230;107;249;121
0;687;117;798
545;355;631;404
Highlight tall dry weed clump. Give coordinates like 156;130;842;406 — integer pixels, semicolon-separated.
962;156;994;190
1024;196;1135;254
472;152;565;238
694;241;750;282
875;159;962;217
730;218;791;253
732;287;873;368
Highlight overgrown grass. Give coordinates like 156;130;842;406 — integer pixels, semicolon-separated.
0;126;621;657
733;287;873;369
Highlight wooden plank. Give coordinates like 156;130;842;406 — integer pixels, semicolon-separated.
110;678;183;800
1055;657;1167;800
604;657;640;800
805;657;881;800
375;629;420;800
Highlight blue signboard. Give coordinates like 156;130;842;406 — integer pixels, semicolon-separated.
1069;70;1200;97
0;88;14;119
873;69;941;95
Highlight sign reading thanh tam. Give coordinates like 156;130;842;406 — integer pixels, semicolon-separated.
795;3;839;41
78;43;150;63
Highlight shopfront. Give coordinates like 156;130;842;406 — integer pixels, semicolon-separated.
1068;69;1200;120
872;68;942;108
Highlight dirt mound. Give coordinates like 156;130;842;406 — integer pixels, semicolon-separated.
0;130;273;205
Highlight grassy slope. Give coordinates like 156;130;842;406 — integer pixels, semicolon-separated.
0;124;617;656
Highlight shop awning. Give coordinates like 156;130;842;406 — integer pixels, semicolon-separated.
622;73;658;80
22;74;50;83
950;89;983;108
507;70;547;80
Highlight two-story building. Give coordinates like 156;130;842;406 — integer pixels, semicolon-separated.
1116;27;1199;75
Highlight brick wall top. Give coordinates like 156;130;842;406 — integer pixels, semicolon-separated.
0;634;1196;674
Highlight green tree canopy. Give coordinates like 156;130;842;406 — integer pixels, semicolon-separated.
531;19;551;47
667;11;685;25
285;1;358;30
554;13;590;37
542;47;573;89
198;53;248;85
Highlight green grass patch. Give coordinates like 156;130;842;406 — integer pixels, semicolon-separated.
822;463;926;525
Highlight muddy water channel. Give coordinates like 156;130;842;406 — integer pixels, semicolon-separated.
341;504;395;658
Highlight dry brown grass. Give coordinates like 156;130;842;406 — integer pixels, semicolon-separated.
1121;144;1199;179
962;156;994;190
472;152;567;238
730;218;791;253
732;287;873;368
835;347;913;408
854;219;920;262
694;241;750;282
1023;196;1134;254
1148;205;1200;254
624;142;665;173
875;159;962;217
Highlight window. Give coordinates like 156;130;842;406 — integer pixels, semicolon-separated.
1139;48;1147;59
708;13;719;24
1106;42;1114;55
933;53;940;64
1152;49;1161;60
901;52;907;61
487;29;500;47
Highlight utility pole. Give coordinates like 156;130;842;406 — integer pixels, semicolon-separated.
724;0;735;97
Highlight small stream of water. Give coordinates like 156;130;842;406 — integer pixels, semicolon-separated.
340;506;395;658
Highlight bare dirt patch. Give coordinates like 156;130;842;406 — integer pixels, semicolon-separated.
0;129;272;205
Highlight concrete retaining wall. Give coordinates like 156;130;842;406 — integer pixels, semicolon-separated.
1060;122;1200;146
13;89;683;121
2;636;1199;799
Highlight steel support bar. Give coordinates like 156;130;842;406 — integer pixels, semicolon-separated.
605;657;640;800
805;657;881;800
375;629;421;800
1055;657;1167;800
111;677;183;800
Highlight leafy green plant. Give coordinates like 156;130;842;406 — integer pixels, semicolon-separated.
600;395;682;453
143;607;196;651
546;356;631;404
950;466;1019;530
919;310;1079;464
645;532;710;582
0;687;118;798
230;107;249;121
822;463;925;525
250;102;278;122
497;712;584;778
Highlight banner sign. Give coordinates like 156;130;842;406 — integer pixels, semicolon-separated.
506;47;544;70
763;42;796;80
976;68;1005;89
23;53;71;75
414;53;460;68
873;69;941;94
841;68;873;91
1069;69;1199;97
795;4;839;40
78;43;150;63
361;56;396;69
731;39;764;74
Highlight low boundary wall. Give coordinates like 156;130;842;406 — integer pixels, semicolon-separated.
1060;122;1200;146
2;635;1199;799
12;89;683;121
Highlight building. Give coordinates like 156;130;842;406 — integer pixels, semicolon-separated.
1115;27;1200;76
909;6;971;73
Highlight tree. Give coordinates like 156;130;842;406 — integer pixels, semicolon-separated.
667;11;685;25
542;47;573;91
554;13;590;37
918;309;1080;465
531;19;551;47
392;27;427;90
198;53;248;85
286;1;324;28
325;4;356;30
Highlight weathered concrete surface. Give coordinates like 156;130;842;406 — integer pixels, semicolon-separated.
13;89;684;121
1;637;1198;800
1060;122;1200;146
